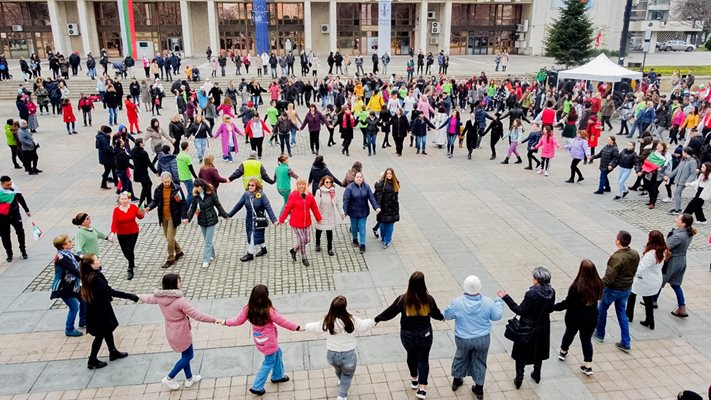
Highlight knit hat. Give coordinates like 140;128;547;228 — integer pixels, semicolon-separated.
677;391;703;400
247;101;254;107
674;145;684;155
463;275;481;295
248;150;258;159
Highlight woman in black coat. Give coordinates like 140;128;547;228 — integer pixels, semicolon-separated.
80;254;138;369
497;266;555;389
186;179;229;268
374;168;400;248
308;155;343;195
338;107;356;156
168;115;185;155
390;108;409;156
131;138;157;207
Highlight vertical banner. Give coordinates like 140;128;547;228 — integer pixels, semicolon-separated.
253;0;270;55
117;0;137;58
378;0;391;56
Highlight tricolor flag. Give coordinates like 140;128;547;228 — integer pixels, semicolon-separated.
173;191;183;202
32;221;43;241
642;152;667;173
0;188;15;216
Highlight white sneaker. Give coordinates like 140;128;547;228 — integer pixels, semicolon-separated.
162;376;180;390
337;397;347;400
184;375;201;388
698;220;708;225
536;168;543;174
201;261;209;268
661;197;672;203
545;171;549;177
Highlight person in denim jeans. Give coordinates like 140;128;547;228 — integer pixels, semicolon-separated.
410;112;436;155
50;235;86;337
305;296;376;400
376;272;445;400
186;179;229;268
444;275;504;399
343;172;380;254
593;230;640;352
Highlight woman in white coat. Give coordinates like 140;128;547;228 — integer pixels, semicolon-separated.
626;230;667;330
314;176;345;256
432;106;448;148
682;161;711;224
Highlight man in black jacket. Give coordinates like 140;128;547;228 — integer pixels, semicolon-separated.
0;176;31;262
145;172;187;268
96;126;117;189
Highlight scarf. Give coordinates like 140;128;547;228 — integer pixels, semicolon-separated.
0;187;17;216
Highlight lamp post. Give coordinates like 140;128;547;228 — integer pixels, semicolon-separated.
618;0;633;66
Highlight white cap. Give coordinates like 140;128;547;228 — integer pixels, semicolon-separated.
463;275;481;295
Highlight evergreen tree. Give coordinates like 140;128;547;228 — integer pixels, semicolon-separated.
544;0;595;67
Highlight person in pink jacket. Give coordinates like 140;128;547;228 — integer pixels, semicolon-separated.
138;273;220;391
213;114;243;162
532;125;562;176
224;284;301;396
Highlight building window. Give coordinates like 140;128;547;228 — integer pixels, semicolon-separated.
95;3;120;26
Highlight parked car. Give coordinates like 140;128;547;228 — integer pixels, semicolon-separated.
660;40;695;52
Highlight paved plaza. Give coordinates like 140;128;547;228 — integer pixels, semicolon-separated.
0;90;710;400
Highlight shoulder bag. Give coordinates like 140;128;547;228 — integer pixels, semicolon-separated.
249;195;269;229
504;298;546;345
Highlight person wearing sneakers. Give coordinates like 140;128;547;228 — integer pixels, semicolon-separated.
224;284;301;396
554;260;603;377
138;273;221;391
444;275;504;400
186;179;229;268
664;147;698;215
654;213;696;319
145;172;188;268
626;230;666;331
229;178;278;262
564;130;591;183
375;272;445;400
533;125;562;177
50;234;86;337
593;230;640;353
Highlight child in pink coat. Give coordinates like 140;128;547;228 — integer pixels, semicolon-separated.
138;273;219;391
532;126;561;176
213;114;243;162
225;284;301;396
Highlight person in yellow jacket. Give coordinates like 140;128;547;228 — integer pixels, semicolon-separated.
227;150;275;189
366;90;384;113
353;97;365;114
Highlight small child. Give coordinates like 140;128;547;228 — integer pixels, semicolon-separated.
62;98;78;134
500;118;524;164
78;93;95;127
224;285;301;396
138;274;219;391
521;122;542;170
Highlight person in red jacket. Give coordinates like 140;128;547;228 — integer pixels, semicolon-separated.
62;98;78;135
108;192;144;280
590;92;602;115
77;93;95;127
586;115;601;164
124;95;141;134
277;178;322;267
244;113;271;159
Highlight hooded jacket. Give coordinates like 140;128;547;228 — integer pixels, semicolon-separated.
444;293;504;339
226;306;299;355
138;289;217;352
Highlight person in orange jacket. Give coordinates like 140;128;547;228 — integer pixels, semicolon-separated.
124;95;141;134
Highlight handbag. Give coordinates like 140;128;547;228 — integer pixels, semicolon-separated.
250;195;269;229
32;139;40;149
504;315;537;345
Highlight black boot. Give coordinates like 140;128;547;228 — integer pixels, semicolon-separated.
87;358;108;369
109;350;128;361
514;363;524;389
315;242;321;252
500;157;509;164
515;156;523;164
255;247;268;257
472;384;484;400
451;378;463;391
127;267;134;281
240;253;254;262
530;366;541;384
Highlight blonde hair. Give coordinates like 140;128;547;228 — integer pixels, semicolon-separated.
248;178;263;191
295;177;308;193
53;234;70;250
202;154;215;170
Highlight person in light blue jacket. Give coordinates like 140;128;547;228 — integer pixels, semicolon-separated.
444;275;504;400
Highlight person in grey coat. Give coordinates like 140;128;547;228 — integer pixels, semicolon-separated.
592;136;619;195
17;120;40;175
653;213;696;318
664;147;698;214
186;179;229;268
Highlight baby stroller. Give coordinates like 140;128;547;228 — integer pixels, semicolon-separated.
191;67;201;82
113;62;127;79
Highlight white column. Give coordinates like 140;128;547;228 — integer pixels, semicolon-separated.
207;0;220;52
304;0;312;50
443;0;452;53
47;0;65;54
329;0;337;52
418;1;428;52
76;0;92;55
180;0;193;57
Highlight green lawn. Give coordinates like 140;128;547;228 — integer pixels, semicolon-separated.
644;65;711;76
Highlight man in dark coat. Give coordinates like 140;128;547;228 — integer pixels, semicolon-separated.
0;175;31;262
95;126;116;189
145;172;188;267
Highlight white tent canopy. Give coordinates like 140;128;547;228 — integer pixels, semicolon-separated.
557;54;643;83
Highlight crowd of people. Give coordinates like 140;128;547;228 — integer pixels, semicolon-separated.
2;46;711;399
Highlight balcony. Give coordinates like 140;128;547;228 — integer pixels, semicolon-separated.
630;19;702;32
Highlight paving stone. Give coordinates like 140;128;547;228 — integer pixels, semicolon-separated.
0;363;46;395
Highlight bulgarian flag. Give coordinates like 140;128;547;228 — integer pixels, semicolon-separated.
642;151;667;173
32;221;43;240
0;189;15;216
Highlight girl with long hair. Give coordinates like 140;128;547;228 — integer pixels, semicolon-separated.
554;260;603;376
314;175;345;256
80;254;138;369
197;154;229;192
639;141;671;209
654;213;696;317
374;168;400;248
224;285;301;396
305;296;376;400
626;230;666;330
375;272;445;400
186;179;229;268
682;161;711;223
139;274;221;390
534;125;562;176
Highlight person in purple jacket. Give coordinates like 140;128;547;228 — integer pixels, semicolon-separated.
300;104;331;155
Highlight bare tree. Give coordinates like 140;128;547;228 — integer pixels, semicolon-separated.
674;0;711;31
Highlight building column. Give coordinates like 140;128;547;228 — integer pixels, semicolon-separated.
206;0;220;52
180;0;193;57
47;0;65;54
443;0;452;53
76;0;92;56
329;0;337;52
304;0;312;51
418;0;428;52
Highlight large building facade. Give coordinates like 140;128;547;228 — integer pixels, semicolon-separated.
0;0;701;60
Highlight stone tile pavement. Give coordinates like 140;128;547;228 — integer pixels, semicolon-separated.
0;101;710;399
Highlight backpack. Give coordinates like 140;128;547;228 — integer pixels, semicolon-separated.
277;118;291;134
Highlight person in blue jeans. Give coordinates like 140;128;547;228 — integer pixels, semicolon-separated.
410;111;436;155
593;230;640;352
343;172;380;254
50;234;86;337
374;168;400;249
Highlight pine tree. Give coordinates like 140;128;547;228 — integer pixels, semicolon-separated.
544;0;595;67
